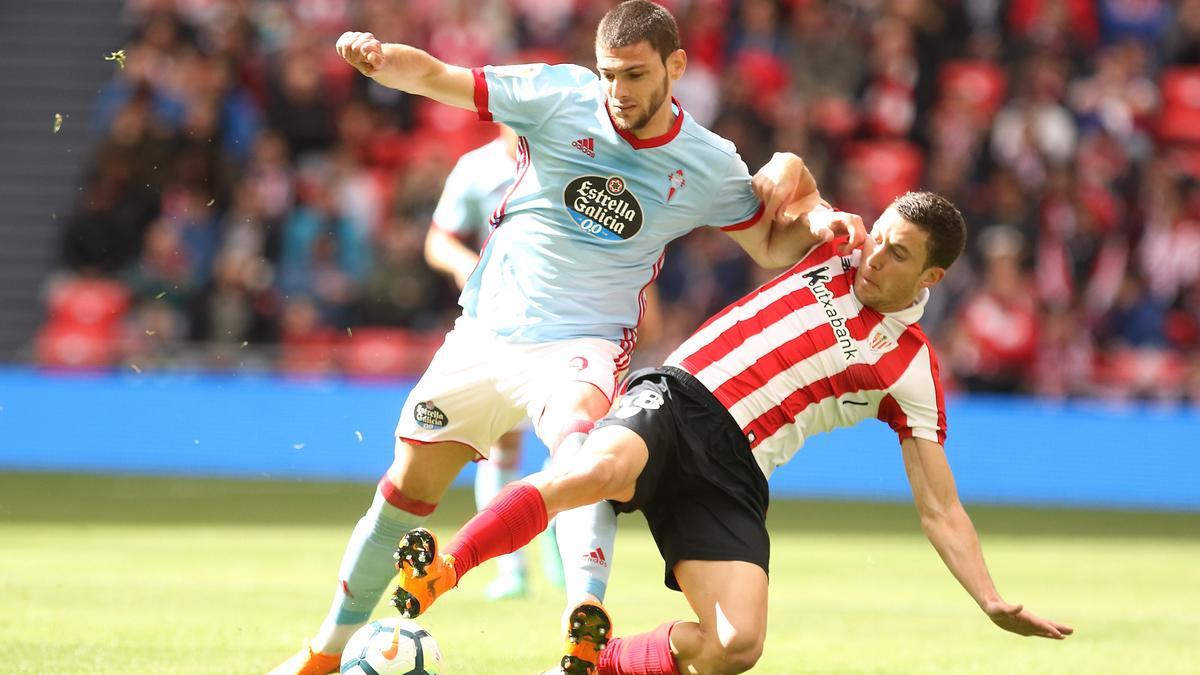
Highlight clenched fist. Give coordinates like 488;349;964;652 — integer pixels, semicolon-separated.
336;31;386;76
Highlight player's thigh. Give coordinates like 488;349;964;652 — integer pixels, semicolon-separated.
521;338;625;443
537;380;611;446
396;324;528;459
675;559;769;655
386;439;478;504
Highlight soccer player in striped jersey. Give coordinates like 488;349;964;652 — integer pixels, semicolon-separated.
391;192;1073;674
270;2;851;674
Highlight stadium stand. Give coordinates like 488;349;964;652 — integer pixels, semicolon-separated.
32;0;1200;404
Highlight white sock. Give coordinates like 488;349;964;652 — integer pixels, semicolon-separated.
552;431;617;603
475;451;526;580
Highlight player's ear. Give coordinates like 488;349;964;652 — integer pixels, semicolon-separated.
919;266;945;289
666;48;686;81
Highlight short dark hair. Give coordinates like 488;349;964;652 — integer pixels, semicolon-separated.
596;1;680;63
891;191;967;270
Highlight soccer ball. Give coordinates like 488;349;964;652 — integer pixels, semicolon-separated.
340;618;443;675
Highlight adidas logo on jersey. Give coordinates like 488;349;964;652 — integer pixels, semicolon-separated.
572;137;595;158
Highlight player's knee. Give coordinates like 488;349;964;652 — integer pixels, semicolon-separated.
698;627;764;674
568;454;626;502
723;636;764;673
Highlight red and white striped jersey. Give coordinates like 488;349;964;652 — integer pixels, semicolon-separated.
665;241;948;478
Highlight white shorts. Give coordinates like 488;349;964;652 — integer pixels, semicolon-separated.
395;317;626;458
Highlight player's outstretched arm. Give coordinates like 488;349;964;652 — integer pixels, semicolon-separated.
336;31;475;111
424;226;479;290
901;437;1074;639
729;153;866;268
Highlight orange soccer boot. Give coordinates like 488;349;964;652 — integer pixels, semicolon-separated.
390;527;459;618
557;601;614;675
266;641;341;675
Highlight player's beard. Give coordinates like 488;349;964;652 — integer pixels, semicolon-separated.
615;73;671;132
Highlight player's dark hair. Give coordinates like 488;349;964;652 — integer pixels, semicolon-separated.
892;191;967;270
596;1;681;63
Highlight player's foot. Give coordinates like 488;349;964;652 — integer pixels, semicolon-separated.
266;641;340;675
557;601;613;675
391;527;458;618
484;572;528;600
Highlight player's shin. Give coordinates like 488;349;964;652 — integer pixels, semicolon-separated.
475;451;527;595
548;425;617;603
555;500;617;603
597;622;682;675
312;478;434;654
443;481;549;579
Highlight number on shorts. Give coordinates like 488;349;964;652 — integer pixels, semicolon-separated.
613;389;664;419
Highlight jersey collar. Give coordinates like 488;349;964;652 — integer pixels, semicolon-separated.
606;97;685;150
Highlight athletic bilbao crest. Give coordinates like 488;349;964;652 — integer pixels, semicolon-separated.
564;175;644;241
867;326;898;355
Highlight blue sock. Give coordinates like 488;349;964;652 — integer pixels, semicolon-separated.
552;431;617;603
311;486;428;653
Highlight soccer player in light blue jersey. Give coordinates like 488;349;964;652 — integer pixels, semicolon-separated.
425;124;570;602
271;3;865;673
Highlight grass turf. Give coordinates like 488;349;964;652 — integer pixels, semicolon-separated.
1;472;1197;674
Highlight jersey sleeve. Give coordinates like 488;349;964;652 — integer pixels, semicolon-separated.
709;153;766;232
430;157;483;241
472;63;597;133
877;343;948;445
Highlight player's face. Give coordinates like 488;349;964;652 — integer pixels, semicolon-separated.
854;207;945;313
596;41;684;132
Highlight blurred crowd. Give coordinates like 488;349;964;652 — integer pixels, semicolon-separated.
45;0;1200;404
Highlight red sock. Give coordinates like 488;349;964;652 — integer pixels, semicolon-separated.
443;481;548;579
597;622;680;675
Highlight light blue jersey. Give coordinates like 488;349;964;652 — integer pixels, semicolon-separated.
431;137;515;246
462;63;764;353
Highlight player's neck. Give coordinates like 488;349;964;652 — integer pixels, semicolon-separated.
630;99;678;139
868;292;921;315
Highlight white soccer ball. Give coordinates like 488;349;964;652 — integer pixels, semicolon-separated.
340;618;443;675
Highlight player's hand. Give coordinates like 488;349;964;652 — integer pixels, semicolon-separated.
336;31;386;76
752;152;822;224
984;599;1074;639
805;208;867;256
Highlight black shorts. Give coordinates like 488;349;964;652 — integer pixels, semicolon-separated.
597;366;770;591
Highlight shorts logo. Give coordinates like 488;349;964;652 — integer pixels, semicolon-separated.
568;356;589;371
564;175;644;241
613;389;663;419
413;401;448;430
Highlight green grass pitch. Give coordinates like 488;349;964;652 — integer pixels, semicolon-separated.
1;472;1197;673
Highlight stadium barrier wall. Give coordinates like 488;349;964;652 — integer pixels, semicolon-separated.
1;367;1196;511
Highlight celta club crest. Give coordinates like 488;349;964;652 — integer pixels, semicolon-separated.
666;169;686;203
